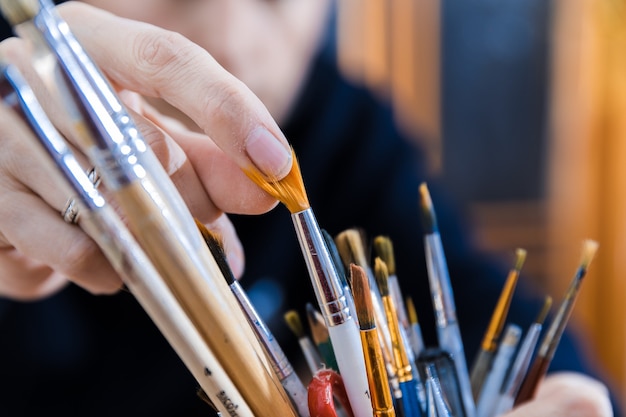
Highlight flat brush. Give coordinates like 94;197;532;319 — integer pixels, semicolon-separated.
514;239;599;405
470;248;526;400
306;303;339;373
351;264;396;417
0;63;254;417
245;155;373;417
2;3;297;415
284;309;324;376
419;183;474;417
197;221;310;417
491;296;552;416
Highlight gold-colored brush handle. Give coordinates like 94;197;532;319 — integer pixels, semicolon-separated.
116;181;297;417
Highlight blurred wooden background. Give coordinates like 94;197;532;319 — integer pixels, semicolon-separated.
334;0;626;407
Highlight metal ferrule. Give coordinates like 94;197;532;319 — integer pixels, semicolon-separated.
33;0;204;246
30;0;136;190
1;64;105;211
292;209;351;326
230;281;293;380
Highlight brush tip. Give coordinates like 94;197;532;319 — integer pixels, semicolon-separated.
373;235;396;275
579;239;599;270
514;248;527;271
337;228;369;268
0;0;39;26
284;310;305;339
350;264;375;329
195;219;235;285
243;149;310;213
373;257;390;297
406;296;419;325
418;182;437;233
535;296;552;325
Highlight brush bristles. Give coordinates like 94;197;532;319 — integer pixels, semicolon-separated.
373;235;396;276
579;239;599;271
335;228;369;270
334;230;356;271
306;303;329;344
373;257;390;297
284;310;305;339
406;296;419;325
243;149;309;213
514;248;527;271
418;182;437;233
536;296;552;325
195;219;235;285
350;264;375;329
0;0;40;26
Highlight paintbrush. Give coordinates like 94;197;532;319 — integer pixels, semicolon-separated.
197;221;310;417
285;309;324;376
306;303;339;373
514;239;599;405
475;324;522;417
470;248;526;400
351;264;396;417
491;296;552;416
0;63;254;417
419;183;475;417
245;154;373;417
375;258;423;417
1;3;298;415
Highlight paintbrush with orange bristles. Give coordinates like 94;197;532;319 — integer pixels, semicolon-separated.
245;152;373;417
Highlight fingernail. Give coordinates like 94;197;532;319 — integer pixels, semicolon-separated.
245;127;292;178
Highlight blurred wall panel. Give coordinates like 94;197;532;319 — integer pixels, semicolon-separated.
547;0;626;403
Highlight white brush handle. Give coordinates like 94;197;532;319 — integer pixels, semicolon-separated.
328;322;373;417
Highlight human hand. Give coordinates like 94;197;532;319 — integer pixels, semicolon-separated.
0;2;292;299
505;372;613;417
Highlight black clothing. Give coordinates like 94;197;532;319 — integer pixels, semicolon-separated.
0;12;620;417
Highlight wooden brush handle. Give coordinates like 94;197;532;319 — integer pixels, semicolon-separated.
514;356;549;406
81;208;254;416
116;181;297;417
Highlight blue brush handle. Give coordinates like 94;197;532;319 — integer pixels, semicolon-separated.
400;379;423;417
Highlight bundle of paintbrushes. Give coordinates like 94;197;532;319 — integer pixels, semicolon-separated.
273;184;598;417
0;2;600;417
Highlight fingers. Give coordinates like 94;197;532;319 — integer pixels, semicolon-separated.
58;2;293;181
0;75;120;298
506;372;613;417
124;91;279;216
0;189;121;298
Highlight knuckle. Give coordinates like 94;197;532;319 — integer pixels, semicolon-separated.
200;78;248;127
133;30;196;85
